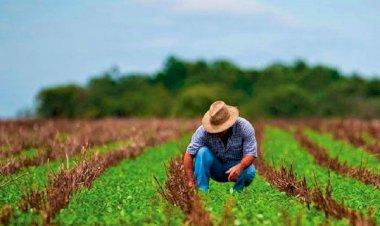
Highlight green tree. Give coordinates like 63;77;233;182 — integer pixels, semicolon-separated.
262;85;314;118
366;79;380;97
155;56;187;92
37;84;85;118
173;84;243;117
34;57;380;119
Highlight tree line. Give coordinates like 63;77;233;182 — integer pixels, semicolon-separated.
36;56;380;119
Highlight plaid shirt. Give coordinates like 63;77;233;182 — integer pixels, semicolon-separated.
186;117;257;164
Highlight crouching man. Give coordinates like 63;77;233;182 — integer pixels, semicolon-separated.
184;100;257;192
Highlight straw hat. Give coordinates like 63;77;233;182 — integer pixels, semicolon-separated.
202;101;239;133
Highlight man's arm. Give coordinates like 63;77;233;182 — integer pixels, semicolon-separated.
239;155;255;169
184;153;195;187
184;126;206;188
226;155;255;182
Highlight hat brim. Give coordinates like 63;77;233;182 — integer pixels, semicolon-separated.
202;106;239;134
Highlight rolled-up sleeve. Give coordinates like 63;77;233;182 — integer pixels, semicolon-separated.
242;121;257;157
186;126;206;155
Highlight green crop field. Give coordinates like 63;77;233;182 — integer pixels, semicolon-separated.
0;119;379;226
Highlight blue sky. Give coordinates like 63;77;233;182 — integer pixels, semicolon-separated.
0;0;379;118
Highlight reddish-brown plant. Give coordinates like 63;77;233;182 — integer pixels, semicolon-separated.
0;119;199;176
0;205;13;226
156;155;212;226
303;119;380;160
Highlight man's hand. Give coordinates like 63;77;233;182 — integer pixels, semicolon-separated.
226;164;243;182
187;180;195;189
226;155;255;182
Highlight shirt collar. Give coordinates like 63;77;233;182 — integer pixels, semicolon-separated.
207;121;237;137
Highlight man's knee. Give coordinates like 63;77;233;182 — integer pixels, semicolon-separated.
195;146;212;159
195;146;213;166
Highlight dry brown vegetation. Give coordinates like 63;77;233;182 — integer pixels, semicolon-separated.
156;154;212;226
303;119;380;160
0;205;12;225
0;119;197;176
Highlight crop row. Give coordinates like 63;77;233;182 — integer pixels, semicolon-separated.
0;119;131;158
0;119;197;176
270;120;380;184
302;119;380;160
295;128;380;189
271;121;380;189
54;136;191;225
305;129;380;173
0;141;127;209
0;119;195;209
0;120;197;225
263;127;379;221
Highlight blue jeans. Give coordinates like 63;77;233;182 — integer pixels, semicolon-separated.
194;146;256;191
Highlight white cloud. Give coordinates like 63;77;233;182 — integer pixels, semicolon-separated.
175;0;300;27
173;0;267;14
133;0;300;27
